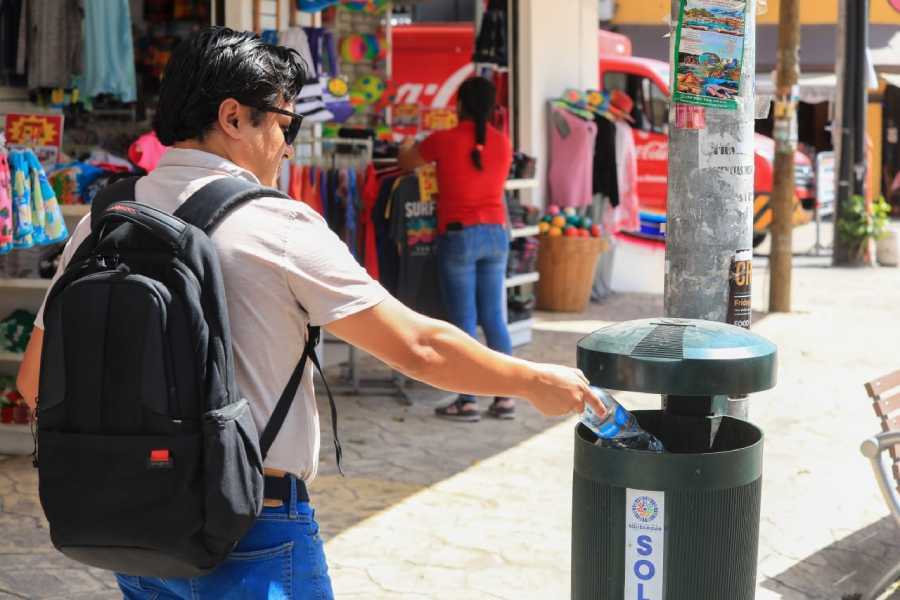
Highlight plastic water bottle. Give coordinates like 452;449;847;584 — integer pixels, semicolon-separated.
580;386;665;452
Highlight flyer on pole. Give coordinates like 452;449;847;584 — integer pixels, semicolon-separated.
672;0;747;110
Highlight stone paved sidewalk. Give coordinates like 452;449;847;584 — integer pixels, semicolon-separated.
1;223;900;598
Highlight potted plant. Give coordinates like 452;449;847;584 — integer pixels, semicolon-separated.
836;194;891;266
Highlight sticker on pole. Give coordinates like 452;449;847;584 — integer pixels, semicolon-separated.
727;249;753;329
672;0;747;110
624;488;665;599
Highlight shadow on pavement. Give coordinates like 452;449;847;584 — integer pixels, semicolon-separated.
311;293;675;540
312;291;778;541
759;516;900;600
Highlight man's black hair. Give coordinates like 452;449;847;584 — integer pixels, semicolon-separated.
153;27;308;146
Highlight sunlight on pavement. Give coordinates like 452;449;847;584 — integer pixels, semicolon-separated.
325;417;579;600
532;318;615;334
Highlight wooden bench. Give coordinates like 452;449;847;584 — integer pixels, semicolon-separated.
861;369;900;599
865;369;900;494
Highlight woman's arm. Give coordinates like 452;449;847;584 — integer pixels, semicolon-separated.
397;139;428;172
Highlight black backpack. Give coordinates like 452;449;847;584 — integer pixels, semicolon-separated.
35;176;341;578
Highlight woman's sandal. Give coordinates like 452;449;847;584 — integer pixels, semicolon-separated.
487;398;516;420
435;398;481;422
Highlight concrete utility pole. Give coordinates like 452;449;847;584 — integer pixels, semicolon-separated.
768;0;800;312
833;0;870;265
665;0;756;418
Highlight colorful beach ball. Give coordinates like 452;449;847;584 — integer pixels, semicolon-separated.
340;35;369;63
339;0;388;14
351;75;386;104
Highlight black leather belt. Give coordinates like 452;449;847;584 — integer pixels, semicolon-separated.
264;474;309;504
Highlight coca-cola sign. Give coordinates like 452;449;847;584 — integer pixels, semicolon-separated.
635;139;668;162
394;63;475;109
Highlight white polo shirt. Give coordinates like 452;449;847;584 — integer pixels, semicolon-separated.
36;148;388;481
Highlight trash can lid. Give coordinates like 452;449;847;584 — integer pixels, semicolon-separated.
577;318;777;396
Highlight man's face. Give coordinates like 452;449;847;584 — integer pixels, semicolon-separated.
239;99;295;187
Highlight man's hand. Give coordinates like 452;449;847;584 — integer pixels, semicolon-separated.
522;363;607;418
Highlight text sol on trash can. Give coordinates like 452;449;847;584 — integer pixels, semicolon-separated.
625;488;666;599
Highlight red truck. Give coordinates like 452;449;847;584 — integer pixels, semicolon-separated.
391;25;813;245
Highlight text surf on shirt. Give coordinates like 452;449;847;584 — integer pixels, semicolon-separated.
405;200;436;250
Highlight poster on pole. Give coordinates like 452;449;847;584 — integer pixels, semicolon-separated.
672;0;747;110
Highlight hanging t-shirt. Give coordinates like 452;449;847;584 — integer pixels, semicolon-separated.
280;27;332;122
83;0;137;102
360;164;380;280
614;120;640;232
0;152;12;253
373;175;401;294
23;0;83;90
549;106;597;208
593;113;619;206
0;0;23;80
389;176;444;319
418;120;512;234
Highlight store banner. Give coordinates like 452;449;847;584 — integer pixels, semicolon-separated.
672;0;747;111
4;113;64;169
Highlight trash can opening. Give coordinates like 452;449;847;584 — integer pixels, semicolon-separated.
577;410;762;455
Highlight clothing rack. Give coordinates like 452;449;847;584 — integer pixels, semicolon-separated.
294;136;412;404
293;136;373;168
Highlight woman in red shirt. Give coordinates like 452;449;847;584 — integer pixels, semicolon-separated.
400;77;514;421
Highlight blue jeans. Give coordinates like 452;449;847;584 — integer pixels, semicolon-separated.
116;477;333;600
437;224;512;403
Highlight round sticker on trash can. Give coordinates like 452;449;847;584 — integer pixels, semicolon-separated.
625;489;665;599
632;496;659;523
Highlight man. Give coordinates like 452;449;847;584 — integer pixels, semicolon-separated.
16;28;601;599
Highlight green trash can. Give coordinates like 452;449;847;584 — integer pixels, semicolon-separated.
572;318;776;600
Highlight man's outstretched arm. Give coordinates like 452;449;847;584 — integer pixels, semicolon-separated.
325;296;603;417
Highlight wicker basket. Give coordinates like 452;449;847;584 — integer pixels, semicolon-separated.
536;235;607;312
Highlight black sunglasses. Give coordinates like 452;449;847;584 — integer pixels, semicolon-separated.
256;105;304;146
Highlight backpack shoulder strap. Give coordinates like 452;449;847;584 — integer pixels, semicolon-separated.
90;176;140;231
173;177;291;234
175;176;343;473
258;325;342;475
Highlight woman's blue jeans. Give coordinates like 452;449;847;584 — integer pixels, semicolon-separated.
115;476;333;600
437;224;512;403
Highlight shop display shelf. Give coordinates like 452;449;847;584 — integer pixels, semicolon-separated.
505;272;540;288
510;225;540;239
0;422;34;455
0;278;51;291
504;178;539;191
508;317;535;347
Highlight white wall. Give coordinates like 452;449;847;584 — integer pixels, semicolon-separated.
517;0;599;207
224;0;254;30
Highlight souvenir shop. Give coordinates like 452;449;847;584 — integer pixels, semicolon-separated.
0;0;222;451
1;0;598;448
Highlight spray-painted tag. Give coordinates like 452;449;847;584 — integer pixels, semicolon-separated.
727;249;753;328
624;489;665;599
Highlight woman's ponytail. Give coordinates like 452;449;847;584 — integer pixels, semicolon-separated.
458;77;496;171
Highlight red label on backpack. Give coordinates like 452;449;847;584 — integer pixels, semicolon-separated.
148;449;172;469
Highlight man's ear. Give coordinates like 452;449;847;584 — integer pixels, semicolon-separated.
218;98;243;140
